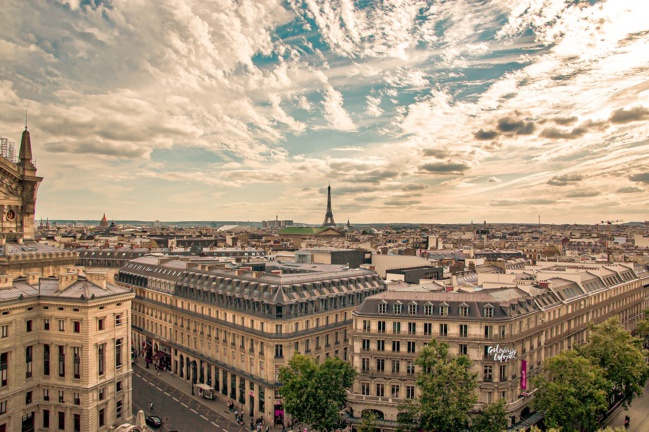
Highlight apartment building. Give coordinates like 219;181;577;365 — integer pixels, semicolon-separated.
348;263;649;430
117;255;386;426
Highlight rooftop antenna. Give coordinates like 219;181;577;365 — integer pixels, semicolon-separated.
25;110;28;130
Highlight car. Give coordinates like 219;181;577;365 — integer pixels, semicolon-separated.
145;416;162;428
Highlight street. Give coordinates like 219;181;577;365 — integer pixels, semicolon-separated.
132;367;249;432
606;380;649;432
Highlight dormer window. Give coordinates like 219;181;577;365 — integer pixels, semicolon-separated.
459;305;469;317
439;305;448;316
378;303;387;314
393;303;402;314
423;304;433;316
484;305;494;318
408;303;417;315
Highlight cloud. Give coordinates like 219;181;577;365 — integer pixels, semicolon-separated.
553;116;578;125
348;169;400;183
487;176;502;183
322;85;356;131
420;162;469;175
547;174;584;186
384;199;421;206
402;183;428;191
490;198;555;207
422;148;452;159
629;172;649;184
474;129;499;140
566;190;600;198
331;146;363;152
366;95;383;117
540;126;587;140
616;186;644;193
496;117;535;135
44;140;151;158
609;106;649;124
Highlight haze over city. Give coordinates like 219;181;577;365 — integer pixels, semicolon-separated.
0;0;648;224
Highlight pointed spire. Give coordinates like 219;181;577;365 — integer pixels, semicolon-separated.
19;126;33;165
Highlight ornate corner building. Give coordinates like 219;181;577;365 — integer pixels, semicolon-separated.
0;127;135;432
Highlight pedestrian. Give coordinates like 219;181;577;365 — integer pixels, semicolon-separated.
265;426;269;432
235;409;238;419
149;402;154;413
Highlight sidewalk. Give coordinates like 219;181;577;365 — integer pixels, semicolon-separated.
134;360;284;431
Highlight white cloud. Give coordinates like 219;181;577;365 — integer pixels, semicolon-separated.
321;85;356;131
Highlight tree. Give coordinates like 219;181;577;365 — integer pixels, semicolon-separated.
278;354;356;432
357;410;378;432
397;339;478;432
471;399;507;432
577;317;649;408
634;308;649;349
532;350;609;432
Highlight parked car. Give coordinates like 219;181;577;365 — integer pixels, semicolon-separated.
145;416;162;428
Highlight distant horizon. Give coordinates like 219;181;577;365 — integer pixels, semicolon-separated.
2;2;648;224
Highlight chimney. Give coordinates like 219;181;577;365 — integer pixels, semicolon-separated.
26;272;40;286
86;271;107;290
0;274;14;289
58;272;78;291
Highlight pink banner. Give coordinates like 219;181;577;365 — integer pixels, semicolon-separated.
521;360;527;390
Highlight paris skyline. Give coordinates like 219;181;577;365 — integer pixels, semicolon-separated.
0;1;648;225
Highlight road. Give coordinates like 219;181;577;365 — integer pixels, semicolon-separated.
606;380;649;432
132;369;249;432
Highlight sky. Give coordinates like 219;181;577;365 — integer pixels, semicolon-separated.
1;0;648;225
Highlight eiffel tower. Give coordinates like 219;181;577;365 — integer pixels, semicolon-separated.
322;183;336;227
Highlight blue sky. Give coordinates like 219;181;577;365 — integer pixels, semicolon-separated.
1;0;648;224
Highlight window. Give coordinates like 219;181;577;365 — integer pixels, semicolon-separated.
484;306;494;318
484;325;493;339
25;390;32;405
73;321;80;333
361;382;370;395
459;344;468;355
391;384;400;399
115;338;123;368
378;303;387;314
1;325;7;338
424;323;432;336
393;303;402;314
26;346;33;378
459;324;468;338
391;360;400;374
58;320;65;331
58;346;65;377
58;411;65;430
362;320;370;332
99;409;105;427
98;319;104;331
0;400;5;414
392;341;400;352
43;389;49;401
74;347;81;379
44;345;50;376
376;383;384;397
392;322;401;334
406;385;415;399
439;324;448;337
406;361;415;375
74;392;80;405
98;343;106;376
26;320;32;332
439;305;448;316
43;409;50;428
483;364;493;382
423;304;433;315
275;324;282;334
98;388;105;401
408;304;417;314
274;344;283;358
362;339;370;351
377;340;385;351
74;414;81;432
499;325;506;338
116;400;123;418
44;319;50;331
459;305;469;317
361;358;370;372
58;391;64;403
1;353;7;386
408;322;416;335
499;364;507;381
376;358;384;372
377;321;386;334
116;381;123;392
407;341;416;353
115;314;123;326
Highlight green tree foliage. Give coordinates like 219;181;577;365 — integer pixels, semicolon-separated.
357;410;378;432
397;339;478;432
278;354;356;432
577;317;649;408
634;309;649;347
532;350;609;432
471;399;507;432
